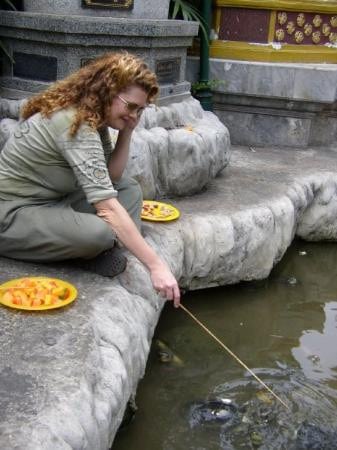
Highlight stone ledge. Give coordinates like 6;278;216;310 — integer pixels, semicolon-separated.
187;57;337;103
2;145;337;449
0;13;198;100
0;12;199;38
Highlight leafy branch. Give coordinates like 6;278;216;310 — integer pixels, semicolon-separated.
0;0;16;9
169;0;209;43
191;79;227;94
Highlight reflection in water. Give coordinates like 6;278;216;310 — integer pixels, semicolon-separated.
113;240;337;450
292;301;337;382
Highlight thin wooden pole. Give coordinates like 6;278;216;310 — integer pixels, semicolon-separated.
179;303;290;411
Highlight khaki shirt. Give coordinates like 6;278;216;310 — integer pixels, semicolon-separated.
0;108;117;204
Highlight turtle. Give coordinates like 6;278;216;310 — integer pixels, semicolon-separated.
189;398;240;429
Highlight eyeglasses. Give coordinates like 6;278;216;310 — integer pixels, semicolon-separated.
117;95;146;117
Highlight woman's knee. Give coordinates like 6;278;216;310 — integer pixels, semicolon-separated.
116;177;143;211
128;178;143;207
117;176;142;202
76;216;116;257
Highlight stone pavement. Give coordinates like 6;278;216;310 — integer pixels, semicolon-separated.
1;145;337;449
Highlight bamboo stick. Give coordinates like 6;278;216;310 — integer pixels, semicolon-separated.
179;303;290;411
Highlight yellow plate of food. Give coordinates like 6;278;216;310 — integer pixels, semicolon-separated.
0;277;77;311
141;200;180;222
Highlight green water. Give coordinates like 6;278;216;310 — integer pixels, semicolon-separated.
113;240;337;449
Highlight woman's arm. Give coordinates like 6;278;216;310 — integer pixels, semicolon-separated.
94;197;181;307
107;128;132;182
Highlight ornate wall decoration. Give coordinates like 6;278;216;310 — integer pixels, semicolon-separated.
312;30;321;43
313;14;323;28
278;12;287;25
273;11;337;45
286;21;295;34
212;2;337;63
275;29;285;41
217;6;337;47
296;13;305;27
304;23;313;36
322;24;331;36
330;16;337;27
294;30;304;43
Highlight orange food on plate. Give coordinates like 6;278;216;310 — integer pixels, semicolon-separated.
141;201;180;222
0;277;75;309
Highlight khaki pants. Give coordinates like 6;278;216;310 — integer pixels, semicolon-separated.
0;176;142;262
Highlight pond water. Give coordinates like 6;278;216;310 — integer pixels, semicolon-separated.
112;240;337;450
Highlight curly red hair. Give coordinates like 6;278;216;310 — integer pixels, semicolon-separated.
21;52;159;136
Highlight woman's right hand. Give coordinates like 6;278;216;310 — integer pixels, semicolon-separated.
95;198;181;307
149;260;181;308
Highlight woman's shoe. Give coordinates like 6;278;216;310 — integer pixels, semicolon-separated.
75;247;127;277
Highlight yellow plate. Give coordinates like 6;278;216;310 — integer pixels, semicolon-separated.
0;277;77;311
141;200;180;222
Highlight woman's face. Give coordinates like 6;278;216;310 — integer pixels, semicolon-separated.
105;85;148;130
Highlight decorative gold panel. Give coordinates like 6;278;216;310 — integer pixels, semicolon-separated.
212;1;337;62
82;0;133;9
274;11;337;45
215;1;337;14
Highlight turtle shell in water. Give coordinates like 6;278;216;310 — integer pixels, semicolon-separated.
189;398;239;428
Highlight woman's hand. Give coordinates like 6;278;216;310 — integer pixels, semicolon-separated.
149;260;181;308
95;198;181;307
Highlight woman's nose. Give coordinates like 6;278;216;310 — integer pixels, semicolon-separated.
128;109;139;119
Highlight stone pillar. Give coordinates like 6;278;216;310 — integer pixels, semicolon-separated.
0;1;198;103
23;0;170;20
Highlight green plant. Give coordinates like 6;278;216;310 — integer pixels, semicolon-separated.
0;0;16;8
191;79;226;95
169;0;209;43
0;0;16;63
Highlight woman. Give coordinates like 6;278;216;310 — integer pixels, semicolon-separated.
0;52;180;306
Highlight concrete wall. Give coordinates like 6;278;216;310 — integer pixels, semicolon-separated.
187;57;337;148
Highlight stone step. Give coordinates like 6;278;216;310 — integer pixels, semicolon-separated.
1;145;337;449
